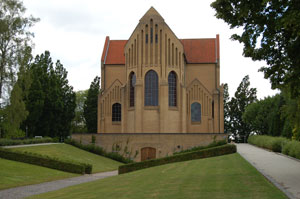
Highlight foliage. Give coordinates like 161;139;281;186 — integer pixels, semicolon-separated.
23;51;76;138
282;141;300;160
65;139;133;164
211;0;300;98
223;83;231;134
226;75;257;140
173;139;227;155
0;0;38;105
0;137;54;146
84;76;100;133
28;154;286;199
0;158;77;190
248;135;289;153
119;144;236;174
0;147;92;174
0;46;33;138
71;90;88;134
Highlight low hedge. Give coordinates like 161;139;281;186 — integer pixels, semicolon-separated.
282;141;300;159
65;139;133;164
119;144;236;174
174;139;227;155
0;137;55;146
0;148;92;174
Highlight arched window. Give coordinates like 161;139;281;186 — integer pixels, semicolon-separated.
191;102;201;122
112;103;121;122
168;71;177;106
129;72;136;107
145;70;158;106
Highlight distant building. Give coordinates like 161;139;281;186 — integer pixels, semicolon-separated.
74;7;225;161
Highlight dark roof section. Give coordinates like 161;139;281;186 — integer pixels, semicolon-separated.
101;35;219;65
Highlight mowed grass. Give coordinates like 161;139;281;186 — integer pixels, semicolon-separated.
10;144;123;173
0;158;77;190
28;153;286;199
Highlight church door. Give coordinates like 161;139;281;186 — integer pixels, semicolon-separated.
141;147;156;161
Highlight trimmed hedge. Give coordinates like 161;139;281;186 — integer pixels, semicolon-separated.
248;135;300;160
174;139;227;155
119;144;236;174
0;137;55;146
0;148;92;174
65;139;133;164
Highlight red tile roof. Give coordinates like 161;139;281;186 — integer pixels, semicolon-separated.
101;35;219;65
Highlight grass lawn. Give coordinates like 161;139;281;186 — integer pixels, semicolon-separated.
10;143;123;173
28;153;286;199
0;158;77;190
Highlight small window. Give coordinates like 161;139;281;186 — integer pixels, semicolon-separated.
168;71;177;107
155;34;158;43
112;103;121;121
150;28;153;43
191;102;201;122
129;73;136;107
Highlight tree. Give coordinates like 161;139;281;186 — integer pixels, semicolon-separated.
24;51;76;138
223;83;231;134
71;90;88;133
84;76;100;133
228;75;257;141
0;0;38;106
211;0;300;97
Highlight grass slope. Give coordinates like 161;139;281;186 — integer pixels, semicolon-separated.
10;144;123;173
0;158;77;190
29;153;286;199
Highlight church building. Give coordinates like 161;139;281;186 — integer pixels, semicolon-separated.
76;7;226;161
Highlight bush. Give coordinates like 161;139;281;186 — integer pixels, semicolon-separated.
0;137;55;146
119;144;236;174
248;135;288;152
65;139;133;164
174;139;227;155
0;148;92;174
282;141;300;159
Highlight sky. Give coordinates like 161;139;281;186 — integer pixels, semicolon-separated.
22;0;279;99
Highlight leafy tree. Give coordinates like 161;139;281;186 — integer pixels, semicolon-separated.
84;76;100;133
24;51;76;138
211;0;300;98
71;90;88;133
228;75;257;141
0;0;38;106
223;83;231;134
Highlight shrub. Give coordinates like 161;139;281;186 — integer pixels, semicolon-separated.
174;139;227;155
282;141;300;159
119;144;236;174
0;137;55;146
65;139;133;164
248;135;288;152
0;148;92;174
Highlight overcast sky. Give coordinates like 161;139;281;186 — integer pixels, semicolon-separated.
22;0;278;99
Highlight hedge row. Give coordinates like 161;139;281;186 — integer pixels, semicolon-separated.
0;148;92;174
0;137;55;146
174;139;227;155
119;144;236;174
65;139;133;164
248;135;300;160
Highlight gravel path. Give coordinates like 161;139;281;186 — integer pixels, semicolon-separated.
237;143;300;199
0;170;118;199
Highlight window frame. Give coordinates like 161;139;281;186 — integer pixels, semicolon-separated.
112;103;121;122
144;70;159;106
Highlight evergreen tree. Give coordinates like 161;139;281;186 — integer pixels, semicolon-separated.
72;90;88;133
223;83;231;134
84;76;100;133
229;75;257;141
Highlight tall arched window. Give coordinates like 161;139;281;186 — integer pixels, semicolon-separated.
129;72;136;107
168;71;177;106
112;103;121;121
191;102;201;122
145;70;158;106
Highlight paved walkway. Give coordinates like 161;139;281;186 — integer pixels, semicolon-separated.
0;170;118;199
2;142;61;148
237;144;300;199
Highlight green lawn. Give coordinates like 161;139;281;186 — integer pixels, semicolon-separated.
0;158;77;190
10;143;123;173
28;153;286;199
